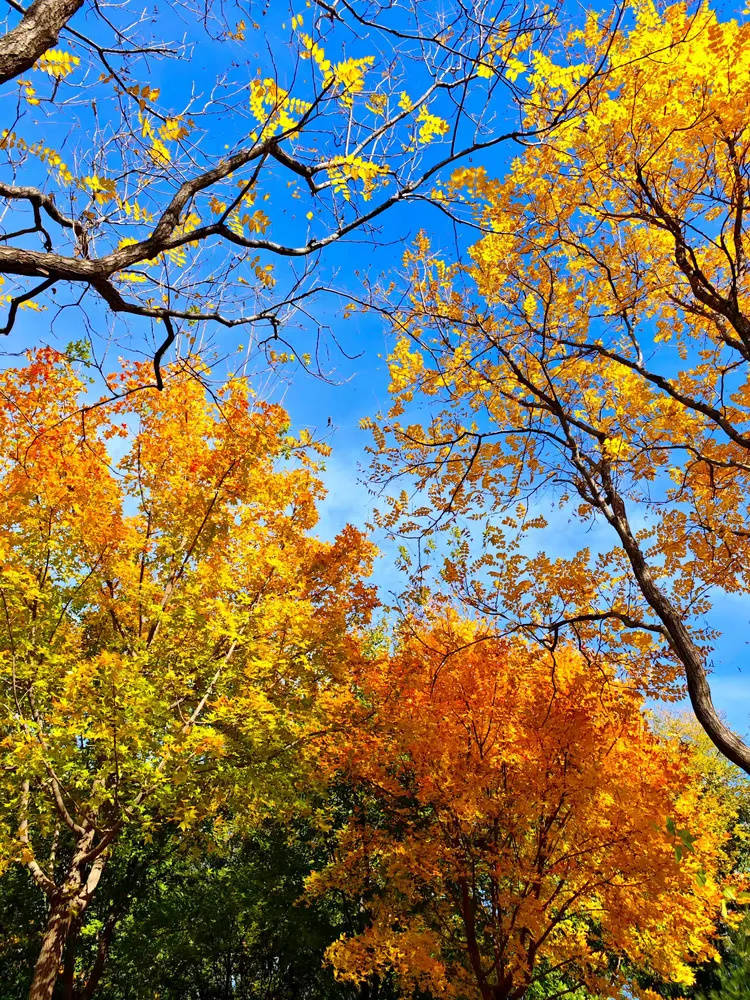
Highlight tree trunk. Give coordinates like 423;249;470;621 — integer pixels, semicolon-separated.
27;830;110;1000
61;926;77;1000
77;910;118;1000
29;898;75;1000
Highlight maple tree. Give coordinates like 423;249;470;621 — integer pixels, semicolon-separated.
0;0;594;383
0;349;376;1000
367;1;750;772
312;611;730;1000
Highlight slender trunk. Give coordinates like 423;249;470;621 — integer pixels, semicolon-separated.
458;878;494;1000
61;928;76;1000
29;898;75;1000
605;490;750;773
78;910;118;1000
61;913;85;1000
28;831;109;1000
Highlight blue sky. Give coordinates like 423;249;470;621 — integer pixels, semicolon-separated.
2;0;749;739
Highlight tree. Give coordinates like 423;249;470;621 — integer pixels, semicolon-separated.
0;816;399;1000
654;716;750;875
0;349;376;1000
0;0;587;383
311;611;729;1000
365;2;750;771
629;716;750;1000
74;818;400;1000
698;918;750;1000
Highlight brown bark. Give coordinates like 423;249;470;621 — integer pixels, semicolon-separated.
553;386;750;776
28;832;109;1000
458;877;494;1000
57;907;117;1000
607;497;750;774
29;897;75;1000
76;909;119;1000
0;0;84;86
61;924;77;1000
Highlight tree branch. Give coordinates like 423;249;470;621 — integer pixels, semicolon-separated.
0;0;84;85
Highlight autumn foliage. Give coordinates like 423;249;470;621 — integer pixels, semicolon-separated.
314;613;729;1000
368;1;750;771
3;0;750;997
0;0;561;380
0;350;375;1000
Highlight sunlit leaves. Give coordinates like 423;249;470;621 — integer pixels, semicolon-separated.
34;48;80;79
314;612;730;1000
0;349;375;913
367;2;750;737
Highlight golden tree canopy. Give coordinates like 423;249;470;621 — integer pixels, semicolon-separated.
0;350;375;999
313;612;730;1000
370;1;750;771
